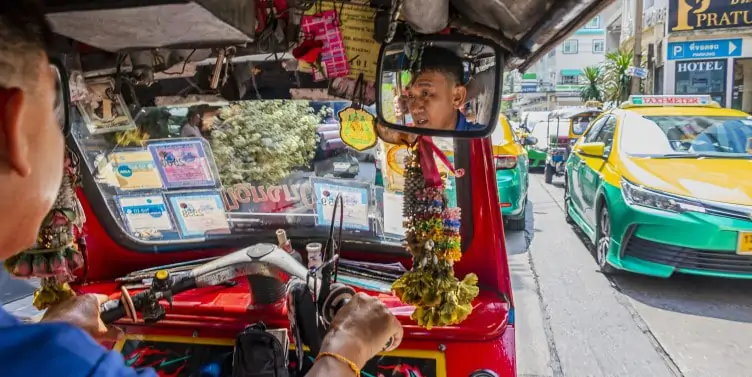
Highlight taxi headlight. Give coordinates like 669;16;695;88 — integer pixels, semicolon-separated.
621;179;706;214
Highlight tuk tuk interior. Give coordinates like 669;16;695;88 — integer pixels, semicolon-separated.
12;1;616;376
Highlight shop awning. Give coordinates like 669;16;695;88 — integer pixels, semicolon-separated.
560;69;584;76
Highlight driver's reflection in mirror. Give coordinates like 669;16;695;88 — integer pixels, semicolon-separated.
401;46;483;132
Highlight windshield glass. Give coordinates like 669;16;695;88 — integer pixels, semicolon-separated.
530;121;554;149
71;100;464;251
621;115;752;157
491;117;513;144
571;114;598;135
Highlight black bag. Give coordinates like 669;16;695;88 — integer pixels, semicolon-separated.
232;322;289;377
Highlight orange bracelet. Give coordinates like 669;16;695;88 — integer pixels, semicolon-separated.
315;352;361;377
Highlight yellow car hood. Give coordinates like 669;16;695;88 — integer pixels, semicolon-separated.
622;156;752;206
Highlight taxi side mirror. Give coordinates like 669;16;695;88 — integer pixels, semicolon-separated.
524;136;538;146
576;142;606;158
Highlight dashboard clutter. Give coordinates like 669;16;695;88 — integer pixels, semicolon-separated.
306;242;324;270
232;322;289;377
277;229;303;264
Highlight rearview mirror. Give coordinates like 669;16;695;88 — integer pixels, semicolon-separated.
577;142;606;158
524;136;538;146
376;34;503;139
49;57;71;136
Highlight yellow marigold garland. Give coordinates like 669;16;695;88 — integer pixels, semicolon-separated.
391;146;479;329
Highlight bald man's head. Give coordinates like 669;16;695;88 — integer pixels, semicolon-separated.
0;1;65;259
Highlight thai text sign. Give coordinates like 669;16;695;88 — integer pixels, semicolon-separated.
669;0;752;32
667;38;742;60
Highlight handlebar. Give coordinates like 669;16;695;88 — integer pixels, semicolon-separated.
100;243;314;324
99;242;397;353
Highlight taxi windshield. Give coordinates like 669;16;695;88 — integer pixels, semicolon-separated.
621;115;752;158
71;100;468;252
491;118;513;144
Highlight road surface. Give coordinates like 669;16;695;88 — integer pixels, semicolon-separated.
511;172;752;377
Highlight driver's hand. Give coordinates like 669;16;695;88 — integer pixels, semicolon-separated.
320;292;403;369
42;294;124;342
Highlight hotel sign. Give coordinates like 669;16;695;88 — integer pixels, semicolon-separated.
669;0;752;32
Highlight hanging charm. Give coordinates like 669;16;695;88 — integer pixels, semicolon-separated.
3;149;86;310
391;144;479;329
338;74;378;151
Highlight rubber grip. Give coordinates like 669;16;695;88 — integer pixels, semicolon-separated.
100;299;126;324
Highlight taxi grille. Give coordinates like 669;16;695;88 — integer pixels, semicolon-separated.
624;237;752;274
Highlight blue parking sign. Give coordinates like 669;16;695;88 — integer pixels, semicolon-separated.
668;39;742;60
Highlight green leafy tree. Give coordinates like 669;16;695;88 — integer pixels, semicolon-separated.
603;49;634;104
580;65;603;102
210;100;327;186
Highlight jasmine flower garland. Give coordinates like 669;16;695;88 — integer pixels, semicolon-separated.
391;145;479;329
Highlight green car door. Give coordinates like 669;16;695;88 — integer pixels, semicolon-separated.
567;115;609;223
578;116;617;225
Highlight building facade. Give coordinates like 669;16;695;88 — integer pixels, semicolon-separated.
664;0;752;111
607;0;752;110
513;3;619;109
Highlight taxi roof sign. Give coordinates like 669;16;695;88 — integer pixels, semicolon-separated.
622;95;719;108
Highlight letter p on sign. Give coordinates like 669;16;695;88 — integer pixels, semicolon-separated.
673;45;684;58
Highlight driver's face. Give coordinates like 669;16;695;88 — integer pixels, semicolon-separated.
406;71;467;131
0;54;65;258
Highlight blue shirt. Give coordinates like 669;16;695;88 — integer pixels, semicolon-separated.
0;307;156;377
455;112;483;132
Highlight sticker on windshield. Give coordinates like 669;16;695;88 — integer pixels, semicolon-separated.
77;77;136;135
109;150;163;191
148;139;216;189
311;177;371;231
382;191;405;236
747;137;752;154
166;191;230;238
116;195;176;240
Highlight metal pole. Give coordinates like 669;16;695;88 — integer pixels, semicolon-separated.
631;0;644;94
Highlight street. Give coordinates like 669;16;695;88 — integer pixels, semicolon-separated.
512;172;752;377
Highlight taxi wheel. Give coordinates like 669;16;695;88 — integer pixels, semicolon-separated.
563;180;574;224
505;200;527;231
595;207;617;275
544;164;554;184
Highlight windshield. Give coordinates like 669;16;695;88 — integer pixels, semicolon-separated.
71;100;465;251
571;114;599;135
529;121;555;149
621;115;752;157
491;117;514;144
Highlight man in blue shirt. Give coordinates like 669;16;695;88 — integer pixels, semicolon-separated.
0;2;402;377
404;46;484;132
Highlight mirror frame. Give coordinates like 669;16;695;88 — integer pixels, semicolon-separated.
49;56;72;137
375;33;504;139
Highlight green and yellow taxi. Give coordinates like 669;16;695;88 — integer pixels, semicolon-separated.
564;95;752;278
518;112;550;168
493;115;534;230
